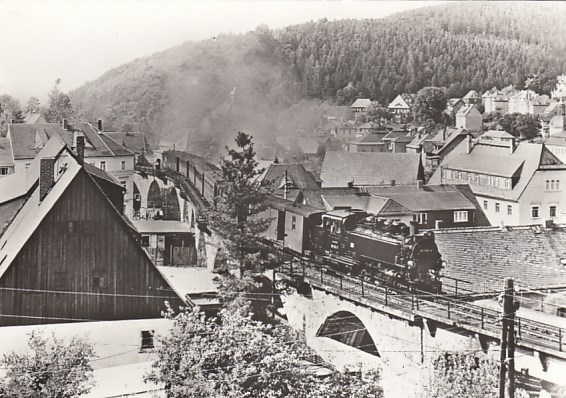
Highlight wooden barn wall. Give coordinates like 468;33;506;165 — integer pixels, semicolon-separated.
0;170;183;326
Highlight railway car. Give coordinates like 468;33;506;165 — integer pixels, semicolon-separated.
312;209;444;293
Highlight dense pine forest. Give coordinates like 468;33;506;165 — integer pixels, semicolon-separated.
68;2;566;156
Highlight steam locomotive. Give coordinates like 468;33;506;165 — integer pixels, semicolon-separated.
310;209;445;294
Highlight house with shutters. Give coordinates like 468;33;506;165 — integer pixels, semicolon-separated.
350;98;372;115
508;90;552;115
429;133;566;226
0;135;184;326
482;85;519;114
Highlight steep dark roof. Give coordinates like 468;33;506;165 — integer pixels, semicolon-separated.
0;137;13;166
261;163;320;193
98;134;134;156
436;226;566;293
320;152;422;188
103;132;146;153
9;123;68;160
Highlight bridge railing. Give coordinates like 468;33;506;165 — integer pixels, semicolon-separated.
276;258;566;354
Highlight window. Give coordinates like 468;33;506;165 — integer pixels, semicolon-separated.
495;203;500;213
25;163;31;170
121;161;126;170
291;216;296;231
416;213;427;224
99;161;106;171
551;180;555;190
546;180;550;190
507;205;512;216
141;236;150;246
483;200;488;210
557;308;566;318
532;206;540;218
550;206;557;218
504;179;511;189
92;271;107;288
454;211;468;223
140;330;155;352
0;167;8;175
557;180;561;190
121;181;127;190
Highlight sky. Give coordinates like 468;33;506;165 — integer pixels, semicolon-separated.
0;0;441;103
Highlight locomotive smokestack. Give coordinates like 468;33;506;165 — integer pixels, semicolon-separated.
409;221;418;236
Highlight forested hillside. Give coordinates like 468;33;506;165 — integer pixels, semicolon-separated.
69;2;566;157
278;2;566;103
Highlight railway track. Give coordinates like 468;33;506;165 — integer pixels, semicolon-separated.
273;251;566;355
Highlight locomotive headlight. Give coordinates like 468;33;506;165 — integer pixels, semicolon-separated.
407;260;415;268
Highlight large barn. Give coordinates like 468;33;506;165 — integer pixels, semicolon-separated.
0;135;184;326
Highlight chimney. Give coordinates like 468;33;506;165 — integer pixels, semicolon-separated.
76;136;85;165
62;119;68;130
417;180;424;190
97;119;103;131
435;220;443;230
390;179;396;186
442;126;447;141
466;134;472;154
509;137;516;154
40;157;56;201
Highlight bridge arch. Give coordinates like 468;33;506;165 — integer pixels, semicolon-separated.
316;310;380;357
147;180;162;209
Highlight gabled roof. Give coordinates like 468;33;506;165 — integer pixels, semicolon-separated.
365;185;477;212
463;90;480;99
8;122;133;160
456;104;481;117
23;113;47;124
103;132;146;153
9;123;69;160
0;137;13;166
320;151;422;188
296;137;320;155
480;130;515;140
436;226;566;293
260;163;320;194
350;99;371;109
388;94;411;110
429;139;565;201
350;132;387;145
382;130;414;143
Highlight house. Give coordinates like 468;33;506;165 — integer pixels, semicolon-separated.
0;135;184;326
350;98;372;114
320;151;424;188
429;134;566;226
543;133;566;164
0;137;14;176
348;131;388;152
133;220;196;266
508;90;552;115
455;104;482;130
405;129;433;154
551;75;566;102
315;183;489;229
480;130;515;143
388;94;414;123
381;130;414;153
8;121;137;216
424;128;468;169
330;120;360;141
446;98;465;119
482;85;519;114
259;163;320;201
462;90;482;107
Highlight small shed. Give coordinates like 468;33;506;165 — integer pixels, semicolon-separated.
133;220;196;266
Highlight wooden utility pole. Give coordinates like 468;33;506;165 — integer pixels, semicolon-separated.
499;277;516;398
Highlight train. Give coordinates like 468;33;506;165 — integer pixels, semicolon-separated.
159;149;445;294
310;209;445;293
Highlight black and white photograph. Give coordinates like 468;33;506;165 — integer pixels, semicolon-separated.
1;1;566;396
